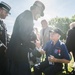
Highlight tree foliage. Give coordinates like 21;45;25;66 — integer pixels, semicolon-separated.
49;17;72;39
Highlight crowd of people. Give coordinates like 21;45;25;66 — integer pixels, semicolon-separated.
0;1;75;75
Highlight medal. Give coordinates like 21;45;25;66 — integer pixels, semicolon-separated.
58;50;61;56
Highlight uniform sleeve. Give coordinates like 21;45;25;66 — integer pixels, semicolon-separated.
61;44;71;60
43;41;50;51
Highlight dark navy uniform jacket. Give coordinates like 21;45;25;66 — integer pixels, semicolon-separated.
0;20;7;46
0;20;8;75
43;40;70;66
7;10;36;75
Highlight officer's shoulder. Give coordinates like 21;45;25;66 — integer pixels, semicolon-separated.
24;10;33;18
25;10;32;15
17;10;32;20
19;10;32;16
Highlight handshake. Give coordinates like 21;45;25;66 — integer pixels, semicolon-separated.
48;55;54;65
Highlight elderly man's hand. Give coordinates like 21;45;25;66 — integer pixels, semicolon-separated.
48;55;57;63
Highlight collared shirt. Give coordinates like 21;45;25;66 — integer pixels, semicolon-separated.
43;40;70;62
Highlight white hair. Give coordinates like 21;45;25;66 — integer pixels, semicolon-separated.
70;22;75;29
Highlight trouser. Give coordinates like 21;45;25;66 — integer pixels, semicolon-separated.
0;54;8;75
34;60;62;75
9;60;31;75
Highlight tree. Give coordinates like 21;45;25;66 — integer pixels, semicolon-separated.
71;15;75;22
49;17;71;39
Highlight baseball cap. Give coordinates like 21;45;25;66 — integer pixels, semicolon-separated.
50;28;63;35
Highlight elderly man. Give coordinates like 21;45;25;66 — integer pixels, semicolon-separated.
34;28;70;75
0;1;11;75
7;1;45;75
